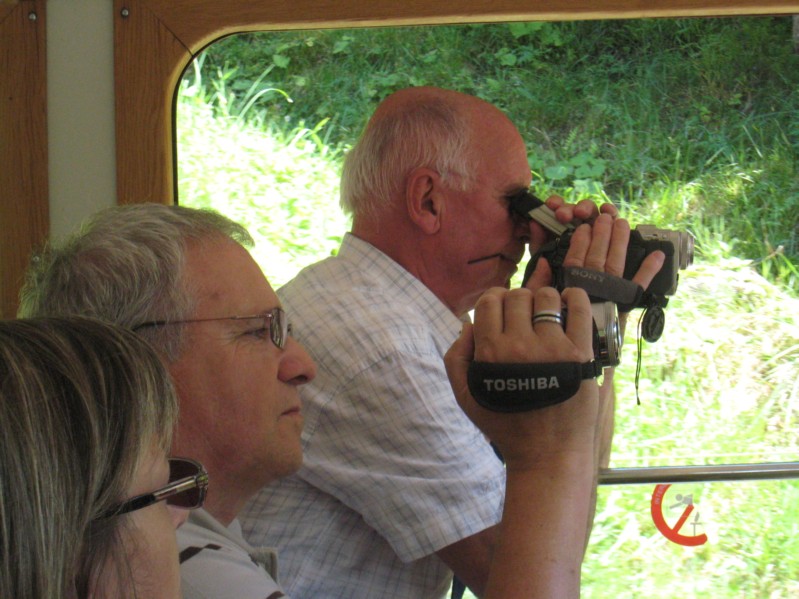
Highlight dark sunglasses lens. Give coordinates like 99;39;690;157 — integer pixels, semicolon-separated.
169;458;199;480
166;459;206;509
167;490;199;509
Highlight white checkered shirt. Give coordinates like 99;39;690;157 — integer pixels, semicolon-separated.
241;234;505;599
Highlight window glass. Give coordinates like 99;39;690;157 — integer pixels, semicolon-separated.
176;18;799;595
583;481;799;597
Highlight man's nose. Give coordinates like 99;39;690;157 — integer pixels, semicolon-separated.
278;338;317;385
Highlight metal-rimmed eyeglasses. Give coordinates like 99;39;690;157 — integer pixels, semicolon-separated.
103;457;209;519
133;307;292;349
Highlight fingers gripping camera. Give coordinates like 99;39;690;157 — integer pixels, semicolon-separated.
508;189;694;352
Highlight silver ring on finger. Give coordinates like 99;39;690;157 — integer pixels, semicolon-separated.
532;311;563;325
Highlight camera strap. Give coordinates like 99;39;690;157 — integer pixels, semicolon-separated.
558;267;643;312
467;360;602;412
524;240;643;311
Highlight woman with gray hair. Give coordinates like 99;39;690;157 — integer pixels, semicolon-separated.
0;317;208;598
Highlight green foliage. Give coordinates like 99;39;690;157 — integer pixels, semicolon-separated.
177;74;350;287
189;17;798;292
583;251;799;598
177;16;799;596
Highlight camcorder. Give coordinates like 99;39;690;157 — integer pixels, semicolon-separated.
508;189;694;368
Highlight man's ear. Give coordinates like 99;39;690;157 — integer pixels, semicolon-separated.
406;167;443;235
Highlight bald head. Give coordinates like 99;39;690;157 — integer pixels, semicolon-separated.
371;86;501;125
339;86;519;225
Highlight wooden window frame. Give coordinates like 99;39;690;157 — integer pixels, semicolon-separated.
112;0;799;205
3;0;799;317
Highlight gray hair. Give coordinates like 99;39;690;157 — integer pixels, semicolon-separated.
18;204;253;361
340;95;475;221
0;316;178;598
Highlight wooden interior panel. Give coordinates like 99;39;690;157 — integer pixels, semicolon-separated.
0;0;47;319
114;0;192;205
0;2;19;23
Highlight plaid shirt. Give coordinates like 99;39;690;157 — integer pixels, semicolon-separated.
241;234;505;599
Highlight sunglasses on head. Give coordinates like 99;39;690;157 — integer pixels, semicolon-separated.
102;457;208;519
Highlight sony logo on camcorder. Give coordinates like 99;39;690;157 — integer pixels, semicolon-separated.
482;377;561;392
571;269;606;282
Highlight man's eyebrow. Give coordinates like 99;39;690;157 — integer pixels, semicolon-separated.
219;313;266;325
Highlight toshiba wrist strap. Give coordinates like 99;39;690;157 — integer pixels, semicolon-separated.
467;360;602;412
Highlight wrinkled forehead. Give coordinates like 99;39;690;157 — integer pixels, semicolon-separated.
183;237;279;316
470;140;531;197
462;102;529;175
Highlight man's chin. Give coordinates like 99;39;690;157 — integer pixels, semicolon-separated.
282;444;304;477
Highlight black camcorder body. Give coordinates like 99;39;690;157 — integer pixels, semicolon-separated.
508;189;694;350
623;225;693;301
508;189;693;310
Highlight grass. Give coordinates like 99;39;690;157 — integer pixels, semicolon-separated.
587;257;799;597
176;17;799;597
177;63;350;287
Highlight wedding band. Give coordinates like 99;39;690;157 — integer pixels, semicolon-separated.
533;315;564;325
533;310;562;318
532;310;562;323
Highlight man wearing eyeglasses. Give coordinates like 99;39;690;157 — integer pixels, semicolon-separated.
18;200;637;599
239;86;665;599
18;204;318;598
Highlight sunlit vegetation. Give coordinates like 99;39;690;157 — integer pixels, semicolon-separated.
177;17;799;596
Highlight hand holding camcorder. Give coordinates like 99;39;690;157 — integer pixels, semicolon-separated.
508;189;694;367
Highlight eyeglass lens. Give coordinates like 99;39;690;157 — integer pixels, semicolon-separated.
269;308;290;349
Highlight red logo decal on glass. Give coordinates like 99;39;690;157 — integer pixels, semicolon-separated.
651;484;708;546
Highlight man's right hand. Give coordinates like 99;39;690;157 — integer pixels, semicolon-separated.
444;285;600;468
